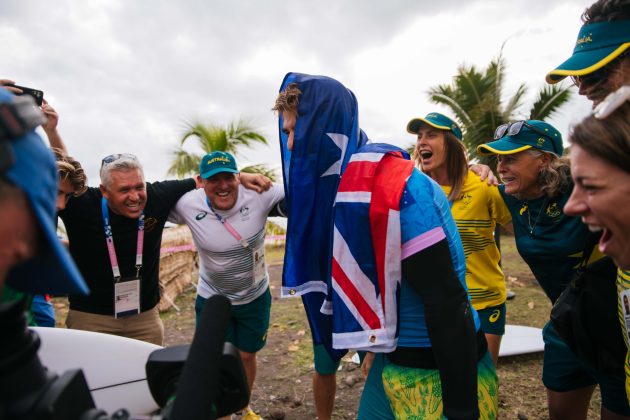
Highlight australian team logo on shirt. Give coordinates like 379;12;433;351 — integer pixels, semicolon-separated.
144;217;158;233
240;206;250;221
546;202;561;219
459;192;473;207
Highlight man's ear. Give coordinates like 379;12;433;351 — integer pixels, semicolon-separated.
99;184;108;199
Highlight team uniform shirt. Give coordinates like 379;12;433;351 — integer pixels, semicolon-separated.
441;170;511;309
500;185;599;303
169;184;284;305
616;269;630;405
398;169;480;348
60;180;196;315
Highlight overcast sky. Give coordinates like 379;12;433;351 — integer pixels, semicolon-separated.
1;0;593;185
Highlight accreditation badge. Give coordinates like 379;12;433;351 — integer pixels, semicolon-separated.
253;243;266;284
620;288;630;342
114;277;141;318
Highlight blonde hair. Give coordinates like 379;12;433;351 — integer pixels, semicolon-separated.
272;83;302;113
52;148;88;196
527;150;572;199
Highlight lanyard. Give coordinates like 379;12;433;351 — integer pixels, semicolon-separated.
101;197;145;280
206;197;249;249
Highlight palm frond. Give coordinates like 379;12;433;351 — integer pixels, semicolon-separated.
240;164;277;182
528;84;573;120
167;147;202;178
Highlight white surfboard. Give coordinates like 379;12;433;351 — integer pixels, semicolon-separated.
499;325;544;357
31;327;160;415
348;324;544;364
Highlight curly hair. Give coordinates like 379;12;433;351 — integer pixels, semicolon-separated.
526;150;572;199
582;0;630;23
53;148;88;196
272;83;302;113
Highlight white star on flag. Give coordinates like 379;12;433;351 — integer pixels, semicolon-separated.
320;133;349;177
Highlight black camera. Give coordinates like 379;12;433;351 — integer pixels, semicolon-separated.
5;85;44;106
0;295;249;420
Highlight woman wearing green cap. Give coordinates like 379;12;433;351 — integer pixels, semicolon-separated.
407;112;512;366
546;0;630;106
477;119;630;419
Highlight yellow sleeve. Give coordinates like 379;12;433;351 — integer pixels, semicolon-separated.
487;184;511;226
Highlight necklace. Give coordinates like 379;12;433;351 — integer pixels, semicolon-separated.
523;198;548;235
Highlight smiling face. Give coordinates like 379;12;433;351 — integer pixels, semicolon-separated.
564;145;630;269
200;171;240;211
100;169;147;218
496;151;547;200
415;125;447;179
577;58;630;106
282;110;297;151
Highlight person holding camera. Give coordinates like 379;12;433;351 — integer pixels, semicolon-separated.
0;87;92;412
1;79;88;328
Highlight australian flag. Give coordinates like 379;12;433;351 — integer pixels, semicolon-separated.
277;73;368;361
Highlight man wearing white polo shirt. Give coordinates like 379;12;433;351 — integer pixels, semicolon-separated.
169;151;284;420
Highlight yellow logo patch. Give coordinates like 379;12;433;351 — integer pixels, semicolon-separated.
207;156;231;165
489;309;501;323
576;34;593;47
546;202;561;218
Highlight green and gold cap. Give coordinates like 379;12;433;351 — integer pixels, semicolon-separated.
477;120;563;156
546;20;630;84
406;112;462;140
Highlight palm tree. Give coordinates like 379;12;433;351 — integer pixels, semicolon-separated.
167;119;276;180
425;51;572;168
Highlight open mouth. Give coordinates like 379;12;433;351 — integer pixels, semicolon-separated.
599;227;613;253
217;191;230;197
419;150;433;160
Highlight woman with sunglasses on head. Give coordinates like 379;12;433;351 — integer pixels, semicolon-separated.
407;112;512;366
564;87;630;408
478;120;630;420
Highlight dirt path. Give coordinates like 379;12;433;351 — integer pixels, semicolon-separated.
160;237;603;419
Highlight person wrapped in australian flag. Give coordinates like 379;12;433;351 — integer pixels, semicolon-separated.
274;72;497;419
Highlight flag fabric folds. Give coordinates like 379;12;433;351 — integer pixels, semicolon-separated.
277;73;367;359
331;144;414;352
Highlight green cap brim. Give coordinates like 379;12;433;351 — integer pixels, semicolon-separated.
477;139;533;156
547;43;630;83
200;167;239;179
407;118;452;134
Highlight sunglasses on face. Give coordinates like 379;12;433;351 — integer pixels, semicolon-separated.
101;153;138;168
493;121;559;154
571;50;628;89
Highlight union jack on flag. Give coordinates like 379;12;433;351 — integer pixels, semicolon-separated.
330;144;414;352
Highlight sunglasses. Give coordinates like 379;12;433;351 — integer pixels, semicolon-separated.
593;85;630;120
571;50;628;89
494;121;559;155
101;153;138;168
